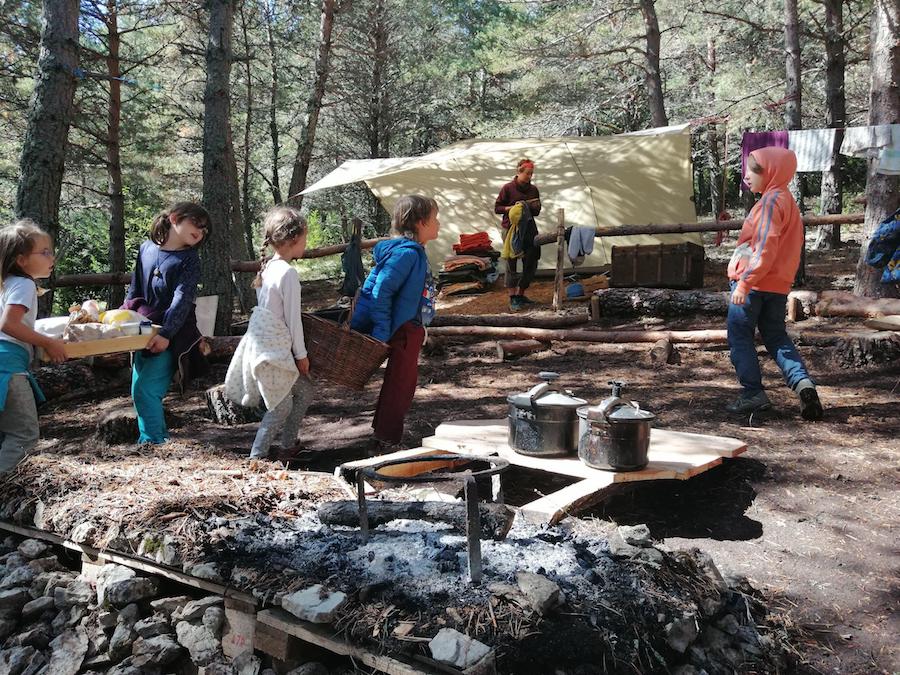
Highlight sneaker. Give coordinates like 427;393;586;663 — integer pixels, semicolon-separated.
366;438;408;457
797;386;823;421
725;391;772;414
518;294;537;305
509;296;524;312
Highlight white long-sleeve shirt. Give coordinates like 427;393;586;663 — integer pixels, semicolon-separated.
256;258;307;360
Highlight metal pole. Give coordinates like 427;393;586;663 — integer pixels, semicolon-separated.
463;475;482;584
356;473;369;543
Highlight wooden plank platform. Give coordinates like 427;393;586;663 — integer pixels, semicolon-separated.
338;419;746;526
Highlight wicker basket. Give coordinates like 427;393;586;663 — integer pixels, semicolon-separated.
301;311;390;390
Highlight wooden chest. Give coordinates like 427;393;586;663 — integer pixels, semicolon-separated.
610;242;705;289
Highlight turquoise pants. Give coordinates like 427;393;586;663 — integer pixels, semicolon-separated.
132;350;175;444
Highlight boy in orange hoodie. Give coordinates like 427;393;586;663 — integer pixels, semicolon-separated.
726;147;823;420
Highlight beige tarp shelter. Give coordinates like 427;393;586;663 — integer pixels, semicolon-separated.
302;124;701;267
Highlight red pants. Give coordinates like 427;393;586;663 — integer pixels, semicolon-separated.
373;322;425;443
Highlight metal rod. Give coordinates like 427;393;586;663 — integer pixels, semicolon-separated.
356;473;369;543
463;475;483;585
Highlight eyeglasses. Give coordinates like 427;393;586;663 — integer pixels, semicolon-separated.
30;249;55;258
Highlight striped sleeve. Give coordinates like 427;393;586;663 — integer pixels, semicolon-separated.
736;192;782;295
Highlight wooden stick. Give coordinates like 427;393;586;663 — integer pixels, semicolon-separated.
427;325;729;343
552;209;566;311
431;313;589;328
496;339;551;361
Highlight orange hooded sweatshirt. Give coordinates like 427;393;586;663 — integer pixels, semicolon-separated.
728;147;802;296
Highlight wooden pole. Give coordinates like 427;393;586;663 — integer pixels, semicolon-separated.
552;208;565;311
497;339;551;361
428;325;729;344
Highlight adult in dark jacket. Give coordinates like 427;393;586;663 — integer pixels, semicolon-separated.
351;195;439;455
495;158;542;311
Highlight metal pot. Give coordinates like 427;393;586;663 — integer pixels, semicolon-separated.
507;372;587;457
577;381;655;471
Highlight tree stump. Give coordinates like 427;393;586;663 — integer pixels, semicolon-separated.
205;384;264;425
834;331;900;368
96;406;140;445
647;338;680;367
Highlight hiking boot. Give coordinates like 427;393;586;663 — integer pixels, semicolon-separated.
509;296;524;312
366;438;408;457
796;380;824;421
725;391;771;414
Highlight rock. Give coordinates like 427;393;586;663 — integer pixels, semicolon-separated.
0;565;34;590
98;610;118;630
70;522;97;545
82;653;113;671
0;618;16;640
699;625;730;652
106;654;159;675
149;595;191;618
487;582;524;603
665;614;699;653
0;646;41;675
21;596;56;622
428;627;492;670
187;562;223;582
27;556;64;574
617;524;653;547
54;578;95;608
17;539;48;560
105;578;159;608
0;588;32;612
134;614;171;638
32;570;74;598
635;547;665;566
672;666;702;675
715;614;740;635
202;606;225;636
285;664;329;675
606;531;641;559
132;634;183;666
117;604;140;627
96;565;136;607
175;620;221;666
90;625;110;655
171;596;222;623
281;585;347;624
137;535;179;567
695;552;727;615
233;652;262;675
515;572;561;614
1;551;27;573
109;622;137;663
9;624;52;649
47;629;89;675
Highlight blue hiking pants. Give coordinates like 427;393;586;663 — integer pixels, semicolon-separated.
727;282;813;397
132;350;175;444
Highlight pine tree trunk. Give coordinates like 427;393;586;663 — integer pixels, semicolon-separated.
286;0;337;207
105;0;126;309
854;0;900;298
201;0;237;335
813;0;846;251
640;0;668;128
784;0;806;284
15;0;80;315
264;3;283;205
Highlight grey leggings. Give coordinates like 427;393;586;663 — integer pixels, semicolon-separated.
250;376;315;458
0;375;39;474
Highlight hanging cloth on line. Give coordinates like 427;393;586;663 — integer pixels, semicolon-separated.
788;128;837;172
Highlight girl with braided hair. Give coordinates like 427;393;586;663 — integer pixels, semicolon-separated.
226;206;315;459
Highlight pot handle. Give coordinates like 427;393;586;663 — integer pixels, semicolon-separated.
527;382;554;406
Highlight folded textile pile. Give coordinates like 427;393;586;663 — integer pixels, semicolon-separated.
441;232;500;295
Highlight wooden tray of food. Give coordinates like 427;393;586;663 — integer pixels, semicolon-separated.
40;325;160;360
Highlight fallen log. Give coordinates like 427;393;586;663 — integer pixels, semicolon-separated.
496;339;551;361
430;313;589;328
317;500;516;540
815;291;900;318
833;331;900;368
647;338;679;367
592;288;729;319
427;325;729;344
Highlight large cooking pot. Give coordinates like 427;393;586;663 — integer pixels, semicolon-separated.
577;381;655;471
507;372;587;457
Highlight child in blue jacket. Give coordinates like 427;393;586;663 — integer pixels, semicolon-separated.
351;195;438;455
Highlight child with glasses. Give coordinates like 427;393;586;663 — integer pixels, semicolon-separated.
0;220;68;474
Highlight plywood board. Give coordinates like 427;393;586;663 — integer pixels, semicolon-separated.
40;325;160;360
257;609;452;675
519;476;617;525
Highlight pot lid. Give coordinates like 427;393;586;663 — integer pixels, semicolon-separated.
533;391;587;407
607;405;655;421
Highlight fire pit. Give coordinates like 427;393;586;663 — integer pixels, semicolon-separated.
354;453;510;584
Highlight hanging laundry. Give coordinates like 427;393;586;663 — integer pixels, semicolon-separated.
787;128;837;172
877;148;900;175
740;131;789;191
567;226;596;265
839;125;896;157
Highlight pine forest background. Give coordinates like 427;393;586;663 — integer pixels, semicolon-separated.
0;0;896;325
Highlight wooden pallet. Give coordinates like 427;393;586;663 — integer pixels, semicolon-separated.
340;419;746;525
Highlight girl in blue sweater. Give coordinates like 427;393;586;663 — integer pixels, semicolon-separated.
352;195;438;455
124;202;210;444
